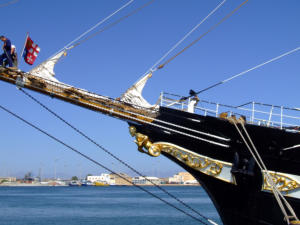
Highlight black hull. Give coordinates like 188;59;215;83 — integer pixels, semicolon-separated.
169;156;299;225
129;106;300;225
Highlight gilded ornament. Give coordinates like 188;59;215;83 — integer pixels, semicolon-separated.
159;143;223;176
128;126;232;182
129;126;137;137
149;144;161;157
129;126;162;157
263;171;300;194
208;163;223;176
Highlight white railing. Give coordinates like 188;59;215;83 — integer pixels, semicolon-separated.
160;92;300;132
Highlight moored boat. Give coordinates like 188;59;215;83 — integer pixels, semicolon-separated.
81;180;94;186
68;180;81;186
94;181;109;187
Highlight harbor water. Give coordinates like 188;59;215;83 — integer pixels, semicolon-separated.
0;186;222;225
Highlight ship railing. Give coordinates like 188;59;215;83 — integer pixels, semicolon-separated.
160;92;300;132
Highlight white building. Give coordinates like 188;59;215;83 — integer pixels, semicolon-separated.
132;176;161;185
168;172;199;185
168;174;183;184
87;173;115;185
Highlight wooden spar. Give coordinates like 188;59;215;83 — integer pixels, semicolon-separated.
0;67;157;124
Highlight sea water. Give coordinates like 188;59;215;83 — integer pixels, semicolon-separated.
0;186;222;225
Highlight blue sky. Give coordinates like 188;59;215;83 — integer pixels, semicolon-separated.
0;0;299;179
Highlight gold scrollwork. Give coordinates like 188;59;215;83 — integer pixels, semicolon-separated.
128;126;226;178
263;171;300;194
129;126;162;157
209;163;223;176
161;146;223;176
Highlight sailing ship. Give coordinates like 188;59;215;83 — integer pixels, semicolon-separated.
1;55;300;224
0;1;300;225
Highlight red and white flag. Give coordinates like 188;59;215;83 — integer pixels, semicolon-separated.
23;36;40;65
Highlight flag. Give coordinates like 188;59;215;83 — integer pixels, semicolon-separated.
23;36;40;65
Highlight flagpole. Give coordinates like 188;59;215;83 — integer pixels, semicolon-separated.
20;32;29;65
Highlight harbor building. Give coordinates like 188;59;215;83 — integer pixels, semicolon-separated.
109;173;132;185
132;176;161;185
177;172;198;184
168;172;198;184
87;173;115;185
168;173;183;184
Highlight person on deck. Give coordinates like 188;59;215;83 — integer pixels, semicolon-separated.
4;44;18;67
0;35;13;67
187;95;200;113
10;45;17;67
187;89;199;113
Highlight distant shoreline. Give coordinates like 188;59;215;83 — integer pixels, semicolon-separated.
0;183;200;187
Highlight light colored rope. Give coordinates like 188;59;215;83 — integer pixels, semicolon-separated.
230;120;289;222
135;0;226;84
76;97;231;148
9;67;231;144
223;46;300;83
12;73;229;148
230;119;290;220
239;122;299;222
181;45;300;98
118;108;230;146
5;69;229;149
156;0;248;70
151;0;226;72
229;117;299;224
48;0;134;60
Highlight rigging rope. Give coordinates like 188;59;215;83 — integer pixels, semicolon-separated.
19;88;218;225
138;0;227;81
181;46;300;99
69;0;155;50
156;0;248;70
50;0;155;60
2;69;229;148
228;117;299;224
48;0;135;60
7;71;230;147
238;122;299;223
0;102;210;225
